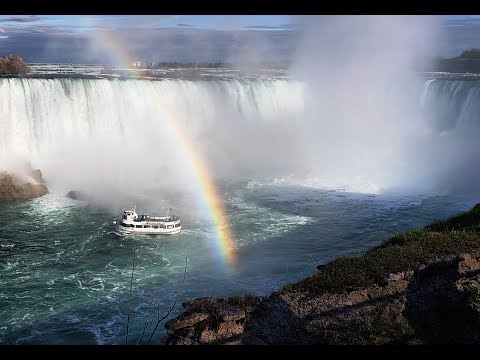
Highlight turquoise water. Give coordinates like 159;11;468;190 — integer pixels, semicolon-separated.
1;178;479;344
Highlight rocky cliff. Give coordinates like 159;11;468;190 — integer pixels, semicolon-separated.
0;164;48;202
164;204;480;345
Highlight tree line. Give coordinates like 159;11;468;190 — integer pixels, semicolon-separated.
147;61;289;70
430;48;480;73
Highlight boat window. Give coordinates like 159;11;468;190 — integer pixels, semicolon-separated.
122;215;127;220
167;225;173;229
153;226;158;229
175;223;181;228
144;225;151;228
135;225;142;228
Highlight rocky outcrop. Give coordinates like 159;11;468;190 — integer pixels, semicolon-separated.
66;190;88;200
164;296;259;345
164;252;480;345
0;54;30;75
30;168;44;184
22;161;46;184
0;171;48;202
165;313;209;332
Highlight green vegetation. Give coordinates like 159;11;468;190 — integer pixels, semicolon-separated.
363;316;421;345
148;61;288;70
151;61;227;69
184;294;260;315
165;203;480;345
458;48;480;60
277;204;480;297
459;277;480;312
0;54;30;74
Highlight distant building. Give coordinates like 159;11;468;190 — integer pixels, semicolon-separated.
132;61;142;68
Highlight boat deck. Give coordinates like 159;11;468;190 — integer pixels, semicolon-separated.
133;214;180;223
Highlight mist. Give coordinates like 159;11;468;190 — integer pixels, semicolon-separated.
285;15;479;193
4;15;480;208
0;77;309;210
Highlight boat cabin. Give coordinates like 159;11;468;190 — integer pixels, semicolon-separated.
122;209;137;222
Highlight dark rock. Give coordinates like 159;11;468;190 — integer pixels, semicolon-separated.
165;335;199;345
182;297;223;311
198;320;245;344
415;264;427;278
30;169;44;184
458;257;480;275
405;270;415;278
459;253;472;261
165;312;209;331
67;190;88;200
165;250;480;345
23;161;45;184
387;272;405;282
376;276;389;287
218;306;246;322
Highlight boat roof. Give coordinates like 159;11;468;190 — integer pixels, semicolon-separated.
123;207;175;214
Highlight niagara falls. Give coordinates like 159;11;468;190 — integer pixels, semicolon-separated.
1;15;480;345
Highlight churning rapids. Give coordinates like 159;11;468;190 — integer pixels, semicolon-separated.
1;67;480;344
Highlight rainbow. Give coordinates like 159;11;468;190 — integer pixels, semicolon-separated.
92;27;236;268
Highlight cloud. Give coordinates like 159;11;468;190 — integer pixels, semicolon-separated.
0;15;41;23
243;24;297;30
176;23;192;27
103;15;177;28
0;35;8;39
0;25;297;64
287;15;444;188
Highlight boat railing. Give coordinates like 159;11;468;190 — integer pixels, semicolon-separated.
131;215;180;223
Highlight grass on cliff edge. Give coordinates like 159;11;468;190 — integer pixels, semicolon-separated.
276;203;480;297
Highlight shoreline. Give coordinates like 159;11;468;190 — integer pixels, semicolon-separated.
163;203;480;344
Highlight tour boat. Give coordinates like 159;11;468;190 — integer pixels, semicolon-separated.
113;206;181;235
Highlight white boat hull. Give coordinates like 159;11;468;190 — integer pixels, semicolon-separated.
113;207;182;236
114;223;181;235
115;225;182;235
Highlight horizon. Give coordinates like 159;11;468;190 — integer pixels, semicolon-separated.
0;15;480;64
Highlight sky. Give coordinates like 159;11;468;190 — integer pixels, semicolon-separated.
0;15;295;32
0;15;478;64
0;15;298;64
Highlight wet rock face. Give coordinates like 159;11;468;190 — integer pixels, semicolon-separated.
30;169;44;184
66;190;88;200
23;161;46;184
21;183;49;199
0;171;48;202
